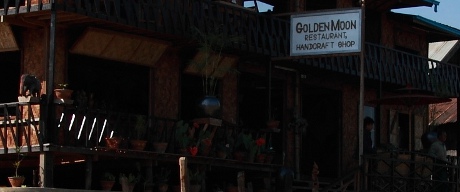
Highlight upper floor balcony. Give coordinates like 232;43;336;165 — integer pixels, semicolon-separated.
1;0;459;97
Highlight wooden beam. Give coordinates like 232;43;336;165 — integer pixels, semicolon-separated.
39;152;54;187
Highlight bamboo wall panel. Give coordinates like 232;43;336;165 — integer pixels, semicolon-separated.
0;23;19;52
70;28;169;67
152;50;180;119
222;72;237;124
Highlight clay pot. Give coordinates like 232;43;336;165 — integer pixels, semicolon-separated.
152;142;168;153
233;151;246;161
54;89;73;100
105;137;122;149
256;154;266;163
8;176;25;187
100;180;115;191
130;140;147;151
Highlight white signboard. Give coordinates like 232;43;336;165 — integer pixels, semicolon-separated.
290;9;362;56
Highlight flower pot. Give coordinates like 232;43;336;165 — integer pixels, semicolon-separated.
266;120;280;129
130;140;147;151
119;177;136;192
152;142;168;153
190;184;201;192
54;89;73;100
233;151;246;161
198;96;221;117
226;186;239;192
265;153;274;164
199;139;212;156
157;183;169;192
216;150;227;159
105;137;122;150
100;180;115;191
8;176;25;187
256;154;266;163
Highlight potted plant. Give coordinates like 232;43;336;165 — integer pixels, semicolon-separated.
253;137;267;163
186;26;241;117
119;173;138;192
175;120;193;155
233;131;253;161
130;115;148;151
54;83;73;100
188;167;205;192
153;167;171;192
100;172;116;191
151;120;170;153
105;135;123;150
8;146;26;187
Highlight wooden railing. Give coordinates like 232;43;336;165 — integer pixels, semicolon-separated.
0;102;42;153
0;102;249;157
363;151;460;192
1;0;459;96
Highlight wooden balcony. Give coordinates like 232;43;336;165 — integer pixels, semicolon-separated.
0;101;281;174
1;0;459;96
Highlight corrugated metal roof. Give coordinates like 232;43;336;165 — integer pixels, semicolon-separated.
429;98;457;125
428;39;460;124
390;13;460;42
414;16;460;38
429;40;459;62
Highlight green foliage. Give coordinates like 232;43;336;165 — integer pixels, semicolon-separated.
57;83;69;89
154;167;171;184
134;115;147;140
175;120;192;149
188;168;204;185
12;146;26;177
190;26;242;96
235;132;253;151
119;173;138;184
102;172;115;181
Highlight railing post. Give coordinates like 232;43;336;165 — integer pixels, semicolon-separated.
362;155;368;191
39;151;55;187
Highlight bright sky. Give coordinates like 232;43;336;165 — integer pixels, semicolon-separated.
393;0;460;29
245;0;460;30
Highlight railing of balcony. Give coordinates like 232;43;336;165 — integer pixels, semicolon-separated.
363;151;459;192
0;102;42;153
0;102;247;157
365;43;460;96
1;0;459;96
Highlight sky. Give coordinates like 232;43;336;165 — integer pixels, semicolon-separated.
245;0;460;30
393;0;460;30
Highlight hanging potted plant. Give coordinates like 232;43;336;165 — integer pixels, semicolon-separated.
8;146;26;187
186;26;241;118
130;115;148;151
100;172;116;191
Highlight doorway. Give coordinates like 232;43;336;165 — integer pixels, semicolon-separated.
68;54;149;115
0;51;20;103
301;85;341;178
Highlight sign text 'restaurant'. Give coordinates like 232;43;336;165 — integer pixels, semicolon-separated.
290;9;362;56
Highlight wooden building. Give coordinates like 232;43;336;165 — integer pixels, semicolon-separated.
0;0;459;191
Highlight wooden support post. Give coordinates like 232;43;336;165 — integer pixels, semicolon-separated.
85;155;92;189
39;152;54;187
179;157;189;192
144;159;154;192
237;171;245;192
